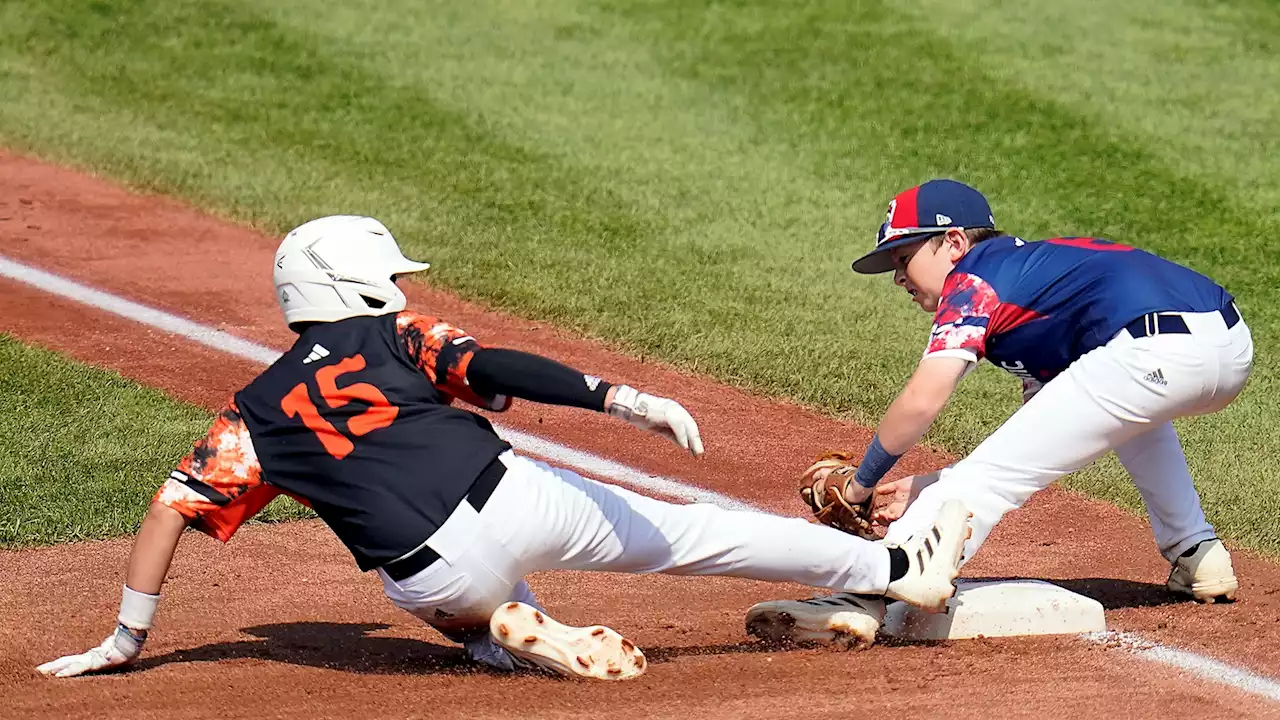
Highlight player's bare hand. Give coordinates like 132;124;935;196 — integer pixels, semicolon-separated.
870;478;912;523
870;471;941;523
37;625;146;678
607;385;705;457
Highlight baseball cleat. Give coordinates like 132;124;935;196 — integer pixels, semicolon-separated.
884;500;973;613
1168;538;1238;603
489;602;646;680
745;593;885;650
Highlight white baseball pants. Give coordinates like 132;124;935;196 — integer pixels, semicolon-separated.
379;451;892;661
885;308;1253;564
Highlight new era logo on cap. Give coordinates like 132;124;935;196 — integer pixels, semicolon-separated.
851;178;996;275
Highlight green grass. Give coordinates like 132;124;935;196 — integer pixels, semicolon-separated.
0;335;310;548
0;0;1276;553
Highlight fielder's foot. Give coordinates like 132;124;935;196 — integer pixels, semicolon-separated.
489;602;646;680
1168;538;1238;603
884;500;973;613
745;593;885;650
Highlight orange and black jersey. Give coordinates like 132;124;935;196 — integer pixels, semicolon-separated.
155;311;513;571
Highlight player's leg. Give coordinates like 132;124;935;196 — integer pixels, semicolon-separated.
778;362;1134;648
475;452;969;653
1115;423;1238;602
1114;423;1216;561
378;475;646;680
484;453;968;609
378;545;535;670
459;581;544;671
1115;317;1251;601
882;357;1134;561
883;316;1244;564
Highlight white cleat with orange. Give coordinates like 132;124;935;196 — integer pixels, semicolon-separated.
489;602;647;680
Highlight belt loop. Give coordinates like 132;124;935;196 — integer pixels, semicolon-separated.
1145;313;1154;337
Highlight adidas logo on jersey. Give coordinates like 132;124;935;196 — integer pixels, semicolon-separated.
302;343;331;364
1143;368;1168;386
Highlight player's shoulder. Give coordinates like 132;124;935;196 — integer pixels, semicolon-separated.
394;310;472;346
393;309;450;330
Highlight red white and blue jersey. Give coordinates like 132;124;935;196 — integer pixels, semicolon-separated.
925;236;1233;383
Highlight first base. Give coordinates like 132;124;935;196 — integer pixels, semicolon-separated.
882;579;1106;641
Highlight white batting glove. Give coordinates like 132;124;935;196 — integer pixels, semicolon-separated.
607;385;705;457
37;624;146;678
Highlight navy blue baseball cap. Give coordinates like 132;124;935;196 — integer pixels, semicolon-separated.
851;179;996;274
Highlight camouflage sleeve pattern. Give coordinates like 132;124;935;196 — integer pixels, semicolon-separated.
395;311;513;412
153;400;283;542
924;271;1000;363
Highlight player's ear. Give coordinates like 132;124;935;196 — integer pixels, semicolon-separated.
945;228;970;262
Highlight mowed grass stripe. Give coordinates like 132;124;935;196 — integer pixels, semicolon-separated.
910;0;1280;210
0;0;1275;552
592;0;1280;549
0;336;308;548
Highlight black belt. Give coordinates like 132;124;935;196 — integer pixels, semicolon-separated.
381;456;506;582
1124;303;1240;339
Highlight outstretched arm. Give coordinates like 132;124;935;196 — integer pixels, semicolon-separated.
125;502;188;594
817;356;970;506
40;401;273;678
467;347;704;457
816;272;995;507
37;502;188;678
466;347;613;411
395;313;704;456
871;355;971;457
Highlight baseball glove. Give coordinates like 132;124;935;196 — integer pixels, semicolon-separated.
799;451;881;540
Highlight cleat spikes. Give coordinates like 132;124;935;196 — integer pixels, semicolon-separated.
489;603;645;681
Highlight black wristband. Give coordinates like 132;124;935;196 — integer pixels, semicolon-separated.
467;348;612;411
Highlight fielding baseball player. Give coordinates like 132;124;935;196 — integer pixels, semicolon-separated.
38;215;973;681
747;179;1252;648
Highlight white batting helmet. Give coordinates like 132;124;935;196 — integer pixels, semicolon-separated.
272;215;430;328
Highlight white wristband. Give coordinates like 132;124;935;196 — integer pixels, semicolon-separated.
607;385;639;420
118;584;160;631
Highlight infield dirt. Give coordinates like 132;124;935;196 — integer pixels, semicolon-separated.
2;150;1279;719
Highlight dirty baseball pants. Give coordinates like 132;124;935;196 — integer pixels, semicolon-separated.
885;307;1253;565
378;451;894;667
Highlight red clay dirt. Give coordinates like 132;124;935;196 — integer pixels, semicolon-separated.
2;150;1279;718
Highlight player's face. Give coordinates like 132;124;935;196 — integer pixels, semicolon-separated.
890;239;950;312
